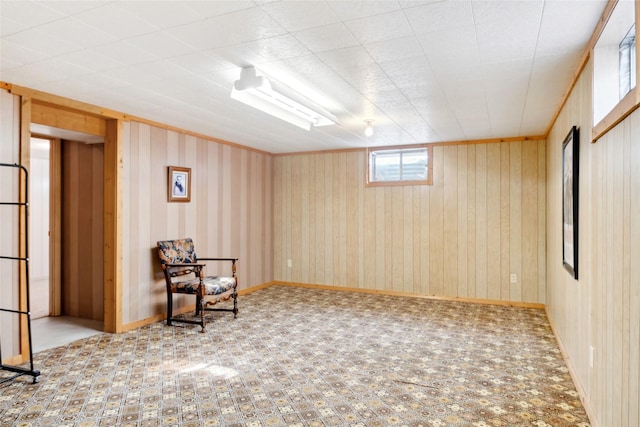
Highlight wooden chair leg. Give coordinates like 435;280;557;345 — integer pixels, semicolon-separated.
199;297;207;333
233;290;238;318
166;292;173;326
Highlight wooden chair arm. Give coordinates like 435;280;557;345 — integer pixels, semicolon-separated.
197;258;238;262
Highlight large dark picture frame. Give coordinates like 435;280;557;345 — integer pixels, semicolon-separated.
562;126;579;279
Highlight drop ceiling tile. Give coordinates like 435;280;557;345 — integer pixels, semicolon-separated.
91;40;161;66
73;2;160;39
244;34;312;60
168;51;229;75
187;1;259;20
318;46;376;72
365;36;423;63
167;8;287;51
130;59;192;80
36;1;110;16
115;1;203;28
207;45;270;72
100;66;164;88
0;0;66;35
0;39;51;67
536;1;607;56
345;10;413;44
379;56;435;90
36;17;118;50
406;1;474;35
2;28;81;58
128;31;197;59
294;23;359;53
328;1;402;21
260;1;341;32
416;26;478;59
472;0;542;47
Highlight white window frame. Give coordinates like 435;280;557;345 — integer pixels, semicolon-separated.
592;0;640;142
365;144;433;187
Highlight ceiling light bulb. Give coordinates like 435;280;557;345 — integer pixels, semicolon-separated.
364;121;374;137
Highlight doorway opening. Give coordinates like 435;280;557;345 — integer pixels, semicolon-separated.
29;133;105;352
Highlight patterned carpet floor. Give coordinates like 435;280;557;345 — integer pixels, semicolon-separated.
1;285;590;426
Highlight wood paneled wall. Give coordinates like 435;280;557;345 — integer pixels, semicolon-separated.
547;61;640;427
274;140;546;303
121;122;273;325
62;141;104;321
0;89;21;358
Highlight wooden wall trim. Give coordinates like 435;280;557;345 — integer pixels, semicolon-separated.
274;281;546;309
31;103;106;137
19;97;31;360
274;135;546;157
103;119;123;333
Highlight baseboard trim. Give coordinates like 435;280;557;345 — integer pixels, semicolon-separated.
271;281;546;309
546;309;599;427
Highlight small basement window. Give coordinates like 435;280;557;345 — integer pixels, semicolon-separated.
592;0;638;141
366;145;433;186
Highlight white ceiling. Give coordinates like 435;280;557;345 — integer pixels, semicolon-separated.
0;0;607;154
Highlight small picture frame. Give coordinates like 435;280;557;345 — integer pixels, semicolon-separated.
168;166;191;202
562;126;579;279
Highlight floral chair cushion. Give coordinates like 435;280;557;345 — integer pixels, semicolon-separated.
157;238;198;265
170;276;236;296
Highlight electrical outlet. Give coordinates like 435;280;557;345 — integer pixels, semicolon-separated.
590;346;595;368
287;259;292;268
510;273;517;284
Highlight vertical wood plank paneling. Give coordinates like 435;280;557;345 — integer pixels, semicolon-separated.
457;145;468;297
546;58;640;427
419;184;430;294
91;145;104;318
150;127;167;314
291;156;302;281
629;112;640;427
0;90;21;358
273;138;547;304
363;178;376;290
315;155;326;284
411;185;422;294
346;152;360;288
375;183;386;290
521;140;538;302
537;140;546;303
403;186;413;293
621;116;631;425
429;147;444;295
509;141;522;301
121;122;273;325
307;155;316;282
138;125;152;319
443;146;458;297
612;127;624;424
500;143;511;300
475;144;488;299
466;145;477;297
384;187;393;290
486;143;501;300
62;141;104;321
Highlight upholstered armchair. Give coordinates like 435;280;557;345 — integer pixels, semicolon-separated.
156;238;238;332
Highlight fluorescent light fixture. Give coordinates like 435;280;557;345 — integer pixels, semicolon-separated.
230;66;337;131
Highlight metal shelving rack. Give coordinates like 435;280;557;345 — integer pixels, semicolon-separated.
0;162;40;384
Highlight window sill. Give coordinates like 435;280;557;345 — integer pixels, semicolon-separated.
592;88;640;143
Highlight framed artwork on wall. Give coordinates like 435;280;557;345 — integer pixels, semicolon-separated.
168;166;191;202
562;126;579;279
